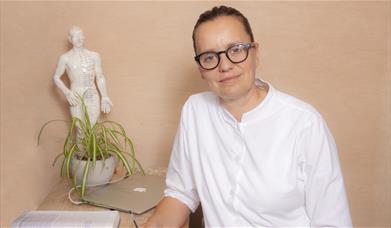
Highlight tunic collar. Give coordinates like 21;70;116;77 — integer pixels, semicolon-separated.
219;78;276;125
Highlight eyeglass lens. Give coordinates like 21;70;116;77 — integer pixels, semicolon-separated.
197;43;251;70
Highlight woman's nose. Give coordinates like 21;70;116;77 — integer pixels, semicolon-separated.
218;54;233;72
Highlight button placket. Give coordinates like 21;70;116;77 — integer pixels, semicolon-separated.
230;122;247;211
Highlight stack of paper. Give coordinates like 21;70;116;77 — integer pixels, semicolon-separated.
12;210;120;228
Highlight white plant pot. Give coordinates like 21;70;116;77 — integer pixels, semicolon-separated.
71;155;116;186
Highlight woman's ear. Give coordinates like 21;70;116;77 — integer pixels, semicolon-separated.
197;64;205;79
254;42;261;68
199;70;205;79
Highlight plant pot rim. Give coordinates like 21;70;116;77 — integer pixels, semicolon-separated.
73;153;114;161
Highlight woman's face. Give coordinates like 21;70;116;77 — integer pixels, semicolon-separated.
194;16;259;102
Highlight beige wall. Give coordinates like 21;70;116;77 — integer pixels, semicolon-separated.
1;1;389;227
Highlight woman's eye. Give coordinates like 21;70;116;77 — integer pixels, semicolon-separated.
203;54;216;62
230;46;243;53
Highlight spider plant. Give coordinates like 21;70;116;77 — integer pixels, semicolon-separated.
38;95;144;197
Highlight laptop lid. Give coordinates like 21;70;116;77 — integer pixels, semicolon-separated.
82;174;165;215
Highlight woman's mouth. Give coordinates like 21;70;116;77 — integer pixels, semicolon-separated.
219;75;240;84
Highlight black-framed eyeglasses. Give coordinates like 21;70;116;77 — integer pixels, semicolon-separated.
194;43;255;70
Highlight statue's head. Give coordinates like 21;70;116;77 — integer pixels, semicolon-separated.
68;26;85;48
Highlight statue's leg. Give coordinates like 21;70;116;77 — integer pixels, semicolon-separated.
70;103;84;155
84;88;100;126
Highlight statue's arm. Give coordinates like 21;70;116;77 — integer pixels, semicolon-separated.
94;53;113;113
53;55;78;106
53;55;69;94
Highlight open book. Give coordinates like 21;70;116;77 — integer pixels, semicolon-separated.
12;210;120;228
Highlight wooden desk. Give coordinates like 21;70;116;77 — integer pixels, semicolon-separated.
38;168;167;227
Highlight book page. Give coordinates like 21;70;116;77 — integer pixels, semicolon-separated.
12;211;120;228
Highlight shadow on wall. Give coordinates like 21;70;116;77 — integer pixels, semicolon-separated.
157;59;207;162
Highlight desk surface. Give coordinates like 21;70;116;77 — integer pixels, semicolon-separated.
38;167;167;228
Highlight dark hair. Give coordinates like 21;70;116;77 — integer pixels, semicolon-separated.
192;5;255;53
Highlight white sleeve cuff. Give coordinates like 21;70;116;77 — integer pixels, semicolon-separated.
164;188;199;213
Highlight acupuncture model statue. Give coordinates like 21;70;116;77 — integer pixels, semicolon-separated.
53;26;113;126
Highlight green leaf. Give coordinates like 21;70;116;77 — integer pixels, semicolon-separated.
125;137;136;171
108;148;132;175
37;119;67;145
92;133;97;167
107;129;120;145
128;156;145;175
96;144;105;161
52;152;64;167
80;159;91;198
65;144;78;179
102;121;127;149
73;117;87;136
60;157;66;177
102;126;109;152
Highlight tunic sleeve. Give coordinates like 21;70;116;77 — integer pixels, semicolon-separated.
164;104;200;212
297;115;352;227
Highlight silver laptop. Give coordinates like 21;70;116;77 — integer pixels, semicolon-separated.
82;174;166;215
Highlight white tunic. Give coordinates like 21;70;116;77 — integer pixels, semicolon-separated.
165;80;352;227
